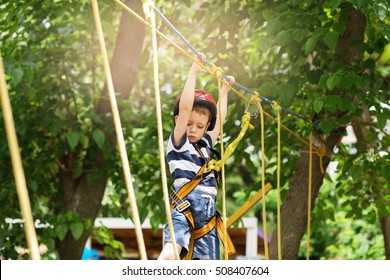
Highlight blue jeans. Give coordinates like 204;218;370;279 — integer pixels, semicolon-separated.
163;189;220;259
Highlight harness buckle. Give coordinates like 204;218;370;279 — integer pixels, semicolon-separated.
176;200;191;213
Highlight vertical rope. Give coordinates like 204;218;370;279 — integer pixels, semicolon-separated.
257;100;269;260
272;103;282;260
144;0;180;260
217;77;228;260
306;132;313;260
91;0;147;260
0;52;41;260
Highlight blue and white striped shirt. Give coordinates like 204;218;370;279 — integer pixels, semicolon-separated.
167;132;217;196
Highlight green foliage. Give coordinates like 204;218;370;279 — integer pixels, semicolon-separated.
90;225;125;260
304;177;386;259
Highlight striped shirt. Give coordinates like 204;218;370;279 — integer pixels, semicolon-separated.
167;132;217;196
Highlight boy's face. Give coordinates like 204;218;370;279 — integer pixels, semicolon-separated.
186;110;210;143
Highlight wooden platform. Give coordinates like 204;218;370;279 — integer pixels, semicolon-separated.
89;218;265;259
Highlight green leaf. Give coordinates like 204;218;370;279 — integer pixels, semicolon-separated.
363;58;376;69
333;22;345;35
373;2;388;21
324;95;340;114
292;29;305;43
377;113;388;130
326;75;342;90
314;99;324;114
323;31;339;50
266;17;282;36
66;132;80;150
305;37;318;54
318;120;334;135
338;99;355;113
56;224;68;241
70;222;84;240
11;67;23;86
275;30;291;47
279;84;297;107
259;36;272;53
93;129;105;149
330;0;343;10
262;9;273;21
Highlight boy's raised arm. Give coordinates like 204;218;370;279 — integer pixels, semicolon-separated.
208;76;235;145
173;54;205;145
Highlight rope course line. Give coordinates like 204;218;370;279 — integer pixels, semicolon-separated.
217;75;229;260
142;0;180;260
91;0;147;260
113;0;325;260
0;52;41;260
257;96;270;260
152;5;309;124
272;102;282;260
113;0;329;157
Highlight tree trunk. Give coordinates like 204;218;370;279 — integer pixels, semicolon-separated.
56;1;145;260
269;3;366;259
381;216;390;259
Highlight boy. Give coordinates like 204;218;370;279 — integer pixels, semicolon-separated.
158;53;235;260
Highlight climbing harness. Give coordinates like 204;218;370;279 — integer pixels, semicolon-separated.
169;143;235;260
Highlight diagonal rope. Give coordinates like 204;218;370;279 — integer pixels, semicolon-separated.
113;0;325;154
91;0;147;260
142;0;180;260
114;0;327;260
0;52;41;260
152;5;309;123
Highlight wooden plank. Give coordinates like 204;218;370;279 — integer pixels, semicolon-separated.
227;183;272;228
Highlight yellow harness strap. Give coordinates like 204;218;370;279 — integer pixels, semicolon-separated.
173;164;208;204
191;215;236;257
170;162;235;259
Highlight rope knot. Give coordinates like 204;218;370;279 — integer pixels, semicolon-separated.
207;159;221;172
272;102;281;114
210;64;223;80
241;112;254;130
316;147;325;157
316;147;326;174
251;91;262;104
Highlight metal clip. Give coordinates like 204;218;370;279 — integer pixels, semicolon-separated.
177;200;191;213
244;101;260;119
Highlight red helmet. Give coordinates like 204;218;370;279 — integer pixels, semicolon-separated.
173;89;217;131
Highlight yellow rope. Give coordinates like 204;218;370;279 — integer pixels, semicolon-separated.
217;77;229;260
143;0;180;260
113;0;323;260
306;132;313;260
272;102;282;260
254;93;269;260
302;146;328;174
207;112;254;172
91;0;147;260
113;0;316;149
0;52;41;260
